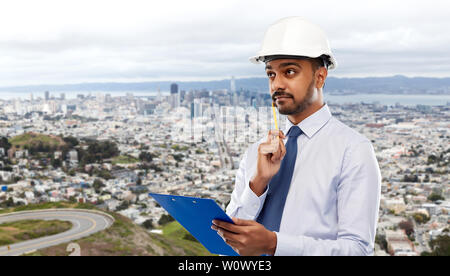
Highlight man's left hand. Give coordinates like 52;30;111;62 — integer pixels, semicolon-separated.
211;218;277;256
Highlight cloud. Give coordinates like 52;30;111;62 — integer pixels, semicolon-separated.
0;0;449;86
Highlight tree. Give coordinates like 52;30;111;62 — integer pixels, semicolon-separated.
93;179;105;193
81;140;120;165
158;214;175;225
139;152;153;163
116;200;130;211
427;154;438;164
172;154;184;162
142;219;154;230
413;212;430;224
0;137;11;151
428;193;444;202
375;234;388;252
421;235;450;256
403;174;418;182
183;232;198;242
51;158;62;168
0;197;15;208
63;136;79;147
398;220;414;237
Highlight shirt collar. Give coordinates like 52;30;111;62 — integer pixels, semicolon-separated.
283;103;332;139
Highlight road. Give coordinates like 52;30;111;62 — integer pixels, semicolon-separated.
211;105;233;170
0;209;114;256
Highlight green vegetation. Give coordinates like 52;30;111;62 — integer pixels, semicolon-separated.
9;132;65;152
78;140;119;165
171;153;184;162
412;212;430;224
161;221;213;256
402;174;418;182
0;219;72;246
158;214;175;225
398;220;415;241
112;155;139;165
142;219;154;230
428;193;445;202
0;137;11;151
138;152;154;163
89;168;114;180
421;235;450;256
0;201;94;215
375;234;388;252
427;150;450;167
171;144;189;151
93;179;105;193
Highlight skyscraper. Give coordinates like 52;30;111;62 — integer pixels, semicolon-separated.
170;83;179;109
170;83;178;94
230;76;236;94
45;91;50;101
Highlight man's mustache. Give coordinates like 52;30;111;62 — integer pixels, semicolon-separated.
272;91;294;101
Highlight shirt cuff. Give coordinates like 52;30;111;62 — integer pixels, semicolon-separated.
274;232;302;256
238;181;269;220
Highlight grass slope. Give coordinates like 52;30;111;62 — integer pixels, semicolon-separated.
9;132;65;150
0;219;72;246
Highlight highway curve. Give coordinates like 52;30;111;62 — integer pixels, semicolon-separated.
0;209;114;256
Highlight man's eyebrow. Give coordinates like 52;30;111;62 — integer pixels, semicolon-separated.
265;62;302;70
279;62;302;69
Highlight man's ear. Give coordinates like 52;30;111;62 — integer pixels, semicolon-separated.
315;67;328;89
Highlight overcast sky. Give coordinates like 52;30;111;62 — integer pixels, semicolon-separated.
1;0;449;87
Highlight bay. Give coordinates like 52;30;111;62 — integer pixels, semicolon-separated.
324;93;450;106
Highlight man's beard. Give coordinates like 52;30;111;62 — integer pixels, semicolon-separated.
272;79;316;115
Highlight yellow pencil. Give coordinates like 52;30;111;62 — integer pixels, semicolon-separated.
272;102;279;130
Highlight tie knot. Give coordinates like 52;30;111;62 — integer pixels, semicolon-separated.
287;126;302;137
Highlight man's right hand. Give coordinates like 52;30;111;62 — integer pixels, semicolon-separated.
250;130;286;196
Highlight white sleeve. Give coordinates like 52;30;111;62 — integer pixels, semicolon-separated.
225;147;269;220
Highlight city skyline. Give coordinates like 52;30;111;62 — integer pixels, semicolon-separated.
1;0;450;87
0;87;448;256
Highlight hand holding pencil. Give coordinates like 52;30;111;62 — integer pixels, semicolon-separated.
249;103;286;196
260;102;283;154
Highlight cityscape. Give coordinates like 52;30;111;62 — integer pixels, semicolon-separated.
0;79;448;256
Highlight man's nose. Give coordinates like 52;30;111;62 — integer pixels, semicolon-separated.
270;74;287;93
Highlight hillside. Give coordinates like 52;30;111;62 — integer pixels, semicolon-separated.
1;202;214;256
1;75;449;94
8;132;66;152
0;219;72;246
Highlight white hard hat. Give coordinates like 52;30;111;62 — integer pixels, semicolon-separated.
250;17;337;70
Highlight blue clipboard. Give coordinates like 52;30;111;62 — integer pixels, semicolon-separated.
149;193;239;256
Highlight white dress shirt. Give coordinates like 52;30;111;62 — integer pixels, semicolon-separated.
226;103;381;256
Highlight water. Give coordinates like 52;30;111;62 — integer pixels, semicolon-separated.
0;91;449;106
324;93;450;106
0;91;169;100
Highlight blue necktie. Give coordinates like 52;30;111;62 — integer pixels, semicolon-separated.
256;126;302;232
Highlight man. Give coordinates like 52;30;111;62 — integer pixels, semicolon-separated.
211;17;381;256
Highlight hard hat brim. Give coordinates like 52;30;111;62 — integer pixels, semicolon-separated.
249;54;337;70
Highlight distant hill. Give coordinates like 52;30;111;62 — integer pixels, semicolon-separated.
9;133;65;150
1;75;449;94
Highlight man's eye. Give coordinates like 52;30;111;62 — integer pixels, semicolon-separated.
267;72;275;78
286;69;296;75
